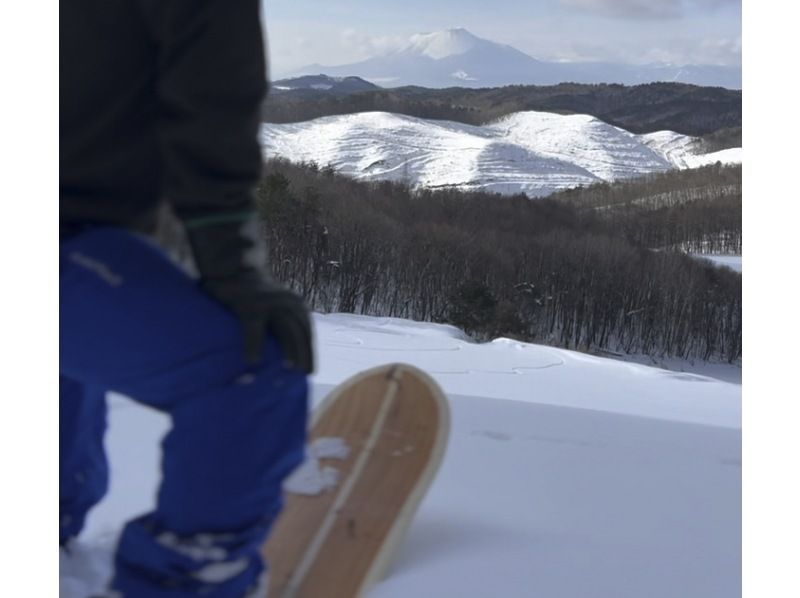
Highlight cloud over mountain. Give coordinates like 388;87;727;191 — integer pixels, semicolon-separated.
293;28;741;89
559;0;738;19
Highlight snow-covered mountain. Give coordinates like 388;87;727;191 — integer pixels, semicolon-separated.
405;28;486;60
293;28;741;89
296;28;546;88
261;111;742;198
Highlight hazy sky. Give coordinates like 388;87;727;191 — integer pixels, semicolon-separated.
262;0;741;77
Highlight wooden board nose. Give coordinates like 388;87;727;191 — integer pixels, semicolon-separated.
263;363;449;598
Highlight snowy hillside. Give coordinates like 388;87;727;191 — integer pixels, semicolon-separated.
261;111;742;197
642;130;743;169
61;313;741;598
291;27;742;89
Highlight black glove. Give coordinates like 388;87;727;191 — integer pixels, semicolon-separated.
184;211;314;373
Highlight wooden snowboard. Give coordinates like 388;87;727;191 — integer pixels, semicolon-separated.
263;363;450;598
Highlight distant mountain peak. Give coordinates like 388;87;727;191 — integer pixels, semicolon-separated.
290;28;741;89
403;28;484;60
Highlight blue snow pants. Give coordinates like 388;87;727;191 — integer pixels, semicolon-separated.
60;227;309;597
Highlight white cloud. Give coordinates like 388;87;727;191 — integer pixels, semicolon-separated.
560;34;741;66
559;0;738;20
266;24;407;76
340;29;407;57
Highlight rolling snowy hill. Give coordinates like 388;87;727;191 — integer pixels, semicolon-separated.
292;28;742;89
261;111;742;197
641;130;744;169
60;313;741;598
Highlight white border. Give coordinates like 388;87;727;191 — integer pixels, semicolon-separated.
743;1;798;597
3;1;59;596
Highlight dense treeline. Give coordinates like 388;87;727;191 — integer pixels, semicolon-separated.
553;164;742;254
262;81;742;137
695;127;742;153
255;159;741;362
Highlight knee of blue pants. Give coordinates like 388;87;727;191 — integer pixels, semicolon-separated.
155;337;310;534
113;339;309;597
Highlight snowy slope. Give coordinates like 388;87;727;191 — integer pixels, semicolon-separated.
491;112;672;181
691;254;743;273
262;111;741;197
61;313;741;598
641;130;743;169
405;28;485;60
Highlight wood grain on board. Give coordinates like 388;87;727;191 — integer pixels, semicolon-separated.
263;364;447;598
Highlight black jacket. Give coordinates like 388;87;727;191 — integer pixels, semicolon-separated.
60;0;268;233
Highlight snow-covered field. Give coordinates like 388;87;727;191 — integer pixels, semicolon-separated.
61;313;741;597
261;111;742;197
690;254;743;274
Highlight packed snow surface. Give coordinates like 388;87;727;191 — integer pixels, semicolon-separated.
61;313;741;597
691;254;742;273
262;111;742;197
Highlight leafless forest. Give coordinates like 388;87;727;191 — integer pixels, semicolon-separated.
552;164;741;254
257;160;741;362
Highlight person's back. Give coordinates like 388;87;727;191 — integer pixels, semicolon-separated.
60;2;313;596
61;0;266;233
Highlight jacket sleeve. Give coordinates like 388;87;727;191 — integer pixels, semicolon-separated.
141;0;268;221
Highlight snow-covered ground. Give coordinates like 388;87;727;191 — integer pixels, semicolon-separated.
61;313;741;597
261;111;742;197
641;131;743;169
690;254;743;274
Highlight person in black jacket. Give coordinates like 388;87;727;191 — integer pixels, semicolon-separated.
60;2;312;596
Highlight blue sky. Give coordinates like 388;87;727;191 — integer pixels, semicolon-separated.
262;0;741;76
